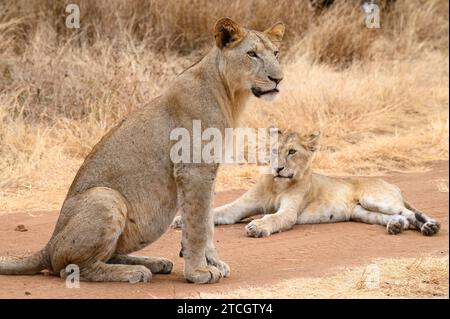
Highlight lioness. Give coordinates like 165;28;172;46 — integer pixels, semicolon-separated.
172;131;440;238
0;18;285;283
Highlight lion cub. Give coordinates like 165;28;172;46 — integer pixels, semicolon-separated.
173;131;440;237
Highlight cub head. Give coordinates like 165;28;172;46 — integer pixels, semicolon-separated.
214;18;285;101
273;131;321;181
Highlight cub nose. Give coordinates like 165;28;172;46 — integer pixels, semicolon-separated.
268;76;283;85
276;167;284;174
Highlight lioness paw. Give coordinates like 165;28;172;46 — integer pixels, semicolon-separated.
207;257;230;278
245;220;271;238
126;266;152;284
185;265;223;284
148;257;173;274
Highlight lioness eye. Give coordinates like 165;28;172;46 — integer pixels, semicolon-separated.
288;149;297;155
247;51;258;58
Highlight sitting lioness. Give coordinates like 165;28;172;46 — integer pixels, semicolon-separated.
172;131;440;238
0;18;285;283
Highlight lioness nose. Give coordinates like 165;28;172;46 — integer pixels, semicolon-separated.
268;76;283;85
276;167;284;173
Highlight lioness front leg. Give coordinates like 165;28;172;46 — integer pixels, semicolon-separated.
175;163;228;284
246;199;298;237
205;216;230;278
178;227;229;277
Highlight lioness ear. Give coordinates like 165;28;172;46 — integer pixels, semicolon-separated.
214;18;245;49
264;22;285;46
305;131;321;152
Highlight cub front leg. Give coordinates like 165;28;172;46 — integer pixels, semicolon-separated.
171;187;263;228
246;199;299;238
214;188;264;225
174;163;228;284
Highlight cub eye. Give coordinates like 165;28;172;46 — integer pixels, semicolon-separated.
247;51;258;58
274;51;280;58
288;149;297;155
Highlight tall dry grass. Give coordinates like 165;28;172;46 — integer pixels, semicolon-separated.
0;0;448;212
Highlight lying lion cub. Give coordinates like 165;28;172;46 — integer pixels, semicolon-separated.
173;131;440;238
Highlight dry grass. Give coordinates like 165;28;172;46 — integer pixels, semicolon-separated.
435;179;449;193
197;256;449;298
0;0;448;213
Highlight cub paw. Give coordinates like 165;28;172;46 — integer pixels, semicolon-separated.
421;220;440;236
245;219;271;238
171;216;183;229
387;218;405;235
185;265;223;284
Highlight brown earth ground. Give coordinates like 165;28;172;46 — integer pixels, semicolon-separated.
0;162;448;299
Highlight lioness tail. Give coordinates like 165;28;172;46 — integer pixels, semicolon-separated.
0;249;46;275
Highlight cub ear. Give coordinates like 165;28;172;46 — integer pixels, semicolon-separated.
214;18;245;49
264;22;285;46
305;131;321;152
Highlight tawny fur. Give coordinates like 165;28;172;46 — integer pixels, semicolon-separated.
172;131;440;238
0;18;285;283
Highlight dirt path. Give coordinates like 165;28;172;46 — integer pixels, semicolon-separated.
0;162;448;298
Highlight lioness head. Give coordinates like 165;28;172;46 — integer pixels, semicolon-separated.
273;131;321;181
214;18;285;101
